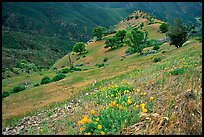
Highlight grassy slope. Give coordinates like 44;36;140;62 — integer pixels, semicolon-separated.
2;17;171;120
2;39;202;134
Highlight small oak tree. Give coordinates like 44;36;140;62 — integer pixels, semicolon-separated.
167;18;190;48
159;23;169;33
104;36;119;49
72;42;86;54
92;26;104;41
125;29;145;54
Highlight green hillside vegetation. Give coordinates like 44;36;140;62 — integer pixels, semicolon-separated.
2;9;202;135
2;2;201;69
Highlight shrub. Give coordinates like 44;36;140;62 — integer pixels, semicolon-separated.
95;63;105;68
52;73;66;82
33;83;40;87
82;55;86;58
2;91;10;98
11;85;26;93
159;23;169;33
61;68;69;73
170;68;185;75
103;57;108;62
70;66;82;71
153;45;160;50
41;76;51;85
153;57;161;62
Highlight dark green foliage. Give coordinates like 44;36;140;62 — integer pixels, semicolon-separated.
125;29;145;54
82;55;86;58
52;73;66;82
103;57;108;62
11;85;26;93
61;68;69;73
40;76;51;85
104;36;119;49
92;26;104;41
2;91;10;98
153;57;161;62
95;63;105;68
159;23;169;33
33;83;40;87
162;50;166;53
17;60;37;74
140;22;144;29
170;68;185;75
76;57;80;61
125;47;137;54
72;42;86;54
115;30;126;44
70;66;82;71
167;18;190;48
153;45;160;50
145;39;157;47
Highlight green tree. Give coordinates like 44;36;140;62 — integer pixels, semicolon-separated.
17;60;37;74
104;36;119;49
115;30;126;46
92;26;104;40
72;42;86;54
125;29;145;54
167;18;190;48
159;23;169;33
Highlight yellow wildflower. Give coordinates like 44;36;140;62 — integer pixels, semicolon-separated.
127;99;132;105
106;96;108;98
109;101;116;108
128;96;131;99
96;117;99;122
119;105;123;110
78;120;82;126
150;96;154;101
80;127;86;132
81;116;91;124
135;105;139;109
101;131;105;135
142;107;148;113
124;90;129;93
90;109;95;115
143;92;147;96
137;89;140;92
97;125;102;129
140;103;145;108
111;94;114;97
85;132;91;135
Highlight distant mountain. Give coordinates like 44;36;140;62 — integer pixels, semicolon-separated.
2;2;202;68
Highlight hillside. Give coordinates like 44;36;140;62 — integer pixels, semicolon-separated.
2;2;202;68
2;9;202;135
51;10;166;69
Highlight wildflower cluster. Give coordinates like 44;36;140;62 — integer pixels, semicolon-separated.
78;79;155;135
